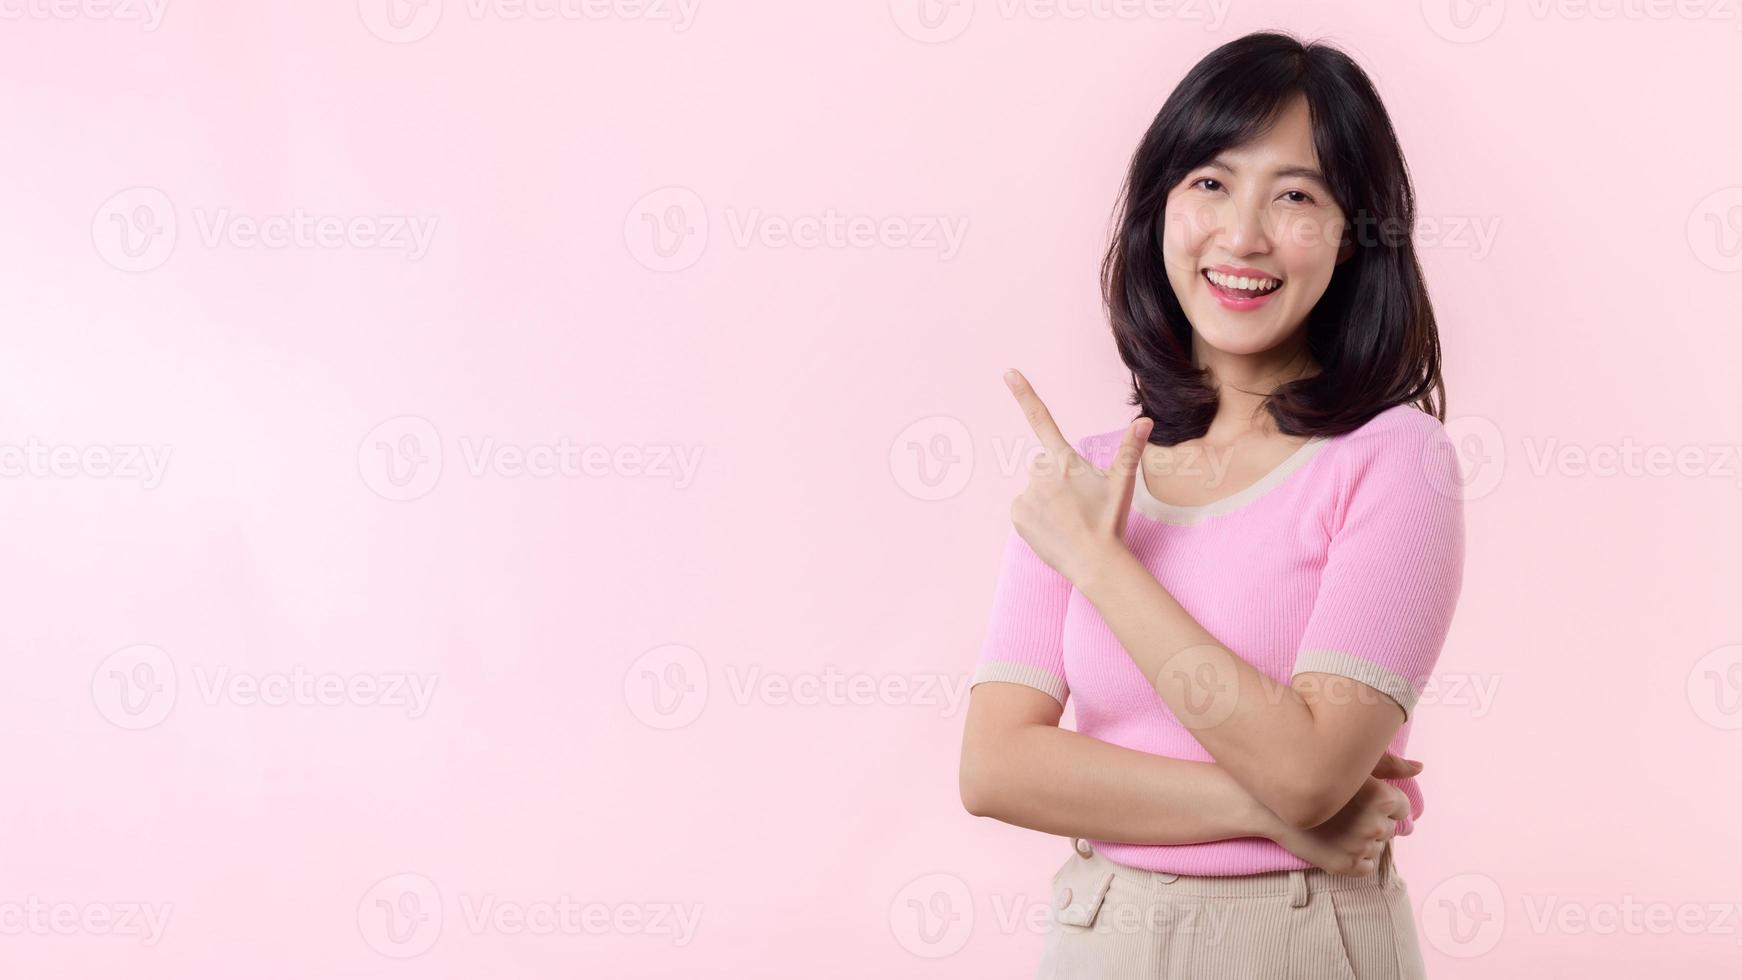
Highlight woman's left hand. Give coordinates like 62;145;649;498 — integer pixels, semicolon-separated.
1003;368;1154;588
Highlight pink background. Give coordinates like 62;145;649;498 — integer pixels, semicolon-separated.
3;1;1741;976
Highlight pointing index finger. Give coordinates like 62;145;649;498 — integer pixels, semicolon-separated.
1003;368;1075;458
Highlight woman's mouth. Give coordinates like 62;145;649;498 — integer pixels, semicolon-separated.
1202;269;1282;311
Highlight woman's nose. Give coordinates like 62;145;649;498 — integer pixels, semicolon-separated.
1225;203;1271;255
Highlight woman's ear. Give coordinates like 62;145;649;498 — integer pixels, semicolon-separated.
1336;239;1355;265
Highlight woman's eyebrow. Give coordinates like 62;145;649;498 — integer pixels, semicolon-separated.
1204;158;1329;186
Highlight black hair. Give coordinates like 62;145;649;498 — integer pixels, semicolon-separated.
1101;30;1446;443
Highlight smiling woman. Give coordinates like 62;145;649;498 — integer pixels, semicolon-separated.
1104;34;1444;444
960;31;1462;980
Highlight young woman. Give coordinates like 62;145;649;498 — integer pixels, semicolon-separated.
958;32;1464;979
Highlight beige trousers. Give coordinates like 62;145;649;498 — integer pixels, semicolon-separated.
1035;838;1426;979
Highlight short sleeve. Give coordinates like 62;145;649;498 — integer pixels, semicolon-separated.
969;527;1072;706
1291;413;1466;722
967;435;1099;707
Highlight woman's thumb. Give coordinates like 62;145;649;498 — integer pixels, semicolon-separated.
1371;752;1424;779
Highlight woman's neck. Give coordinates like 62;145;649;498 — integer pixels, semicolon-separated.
1194;345;1321;440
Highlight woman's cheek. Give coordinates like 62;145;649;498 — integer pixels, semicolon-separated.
1267;211;1313;253
1273;216;1340;276
1297;212;1345;257
1161;207;1189;254
1165;200;1218;252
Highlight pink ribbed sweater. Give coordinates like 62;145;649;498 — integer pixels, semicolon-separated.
971;403;1466;876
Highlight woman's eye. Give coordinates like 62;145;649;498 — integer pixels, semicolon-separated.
1191;177;1222;192
1281;190;1314;205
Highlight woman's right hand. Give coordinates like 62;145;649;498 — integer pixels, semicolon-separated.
1262;752;1418;877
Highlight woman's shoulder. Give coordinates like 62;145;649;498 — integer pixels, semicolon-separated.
1320;404;1462;509
1335;402;1444;442
1321;403;1449;465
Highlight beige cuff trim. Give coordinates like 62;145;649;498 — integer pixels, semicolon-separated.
971;661;1068;707
1291;648;1419;721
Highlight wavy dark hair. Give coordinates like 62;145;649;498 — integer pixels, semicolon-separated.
1101;31;1445;444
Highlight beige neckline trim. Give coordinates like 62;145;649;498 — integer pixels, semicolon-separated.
1131;435;1331;526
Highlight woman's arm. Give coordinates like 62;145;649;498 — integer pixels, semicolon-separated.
959;679;1419;877
959;680;1281;844
1074;552;1404;830
999;375;1463;831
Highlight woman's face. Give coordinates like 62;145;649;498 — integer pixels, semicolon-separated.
1161;93;1351;361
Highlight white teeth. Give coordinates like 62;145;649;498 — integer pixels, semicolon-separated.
1206;270;1280;292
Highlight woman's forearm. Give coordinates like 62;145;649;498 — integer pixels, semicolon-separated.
1074;546;1339;825
962;721;1283;845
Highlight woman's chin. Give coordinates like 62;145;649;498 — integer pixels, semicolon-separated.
1189;317;1290;357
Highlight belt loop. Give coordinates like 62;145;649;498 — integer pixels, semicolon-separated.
1287;869;1309;908
1378;840;1396;888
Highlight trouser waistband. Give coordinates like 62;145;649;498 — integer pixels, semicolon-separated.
1066;837;1398;908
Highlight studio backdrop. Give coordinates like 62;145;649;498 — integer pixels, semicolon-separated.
1;2;1738;978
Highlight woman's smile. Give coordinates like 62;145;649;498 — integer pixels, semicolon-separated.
1202;265;1284;311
